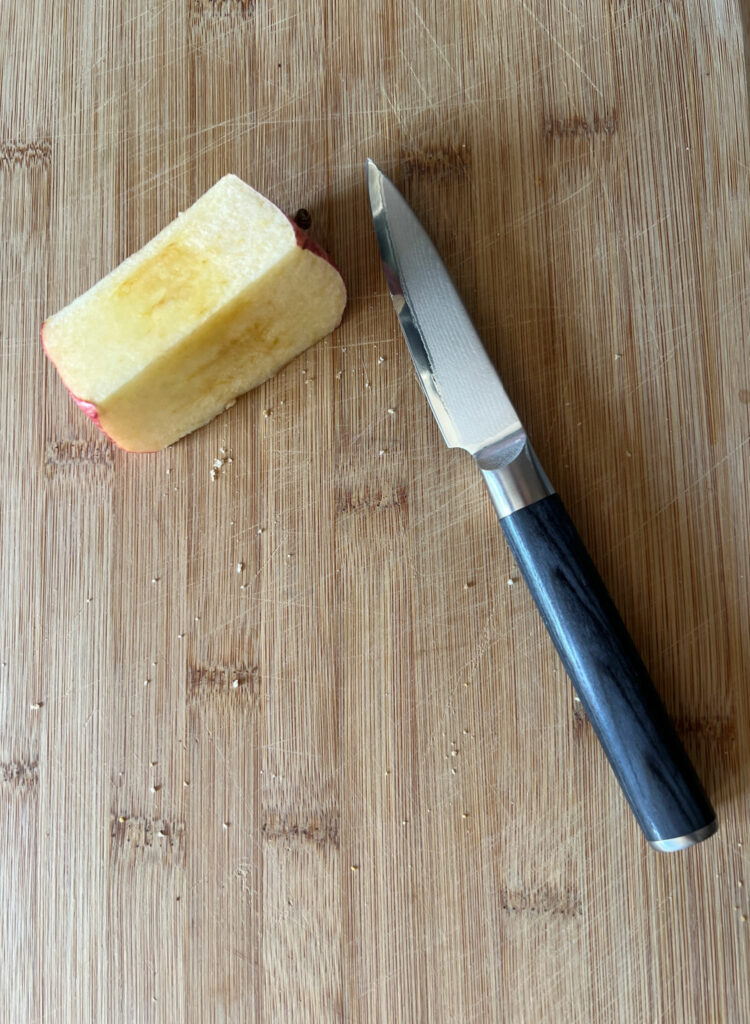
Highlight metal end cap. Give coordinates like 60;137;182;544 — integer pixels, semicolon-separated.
648;819;718;852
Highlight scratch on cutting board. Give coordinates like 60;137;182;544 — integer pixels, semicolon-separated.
605;432;750;556
518;0;605;98
410;2;460;79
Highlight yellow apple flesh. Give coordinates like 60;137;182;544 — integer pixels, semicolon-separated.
41;175;347;451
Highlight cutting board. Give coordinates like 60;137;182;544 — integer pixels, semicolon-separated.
2;0;749;1020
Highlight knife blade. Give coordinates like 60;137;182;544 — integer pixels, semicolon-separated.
366;158;717;852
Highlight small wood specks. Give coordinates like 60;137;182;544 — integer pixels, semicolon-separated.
262;812;340;848
500;883;583;918
1;759;39;787
544;111;617;139
110;815;185;865
337;483;408;517
210;447;232;481
190;0;255;22
400;141;471;182
0;137;52;169
187;663;260;707
45;439;115;477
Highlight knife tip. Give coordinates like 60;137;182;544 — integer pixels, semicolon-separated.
365;158;384;206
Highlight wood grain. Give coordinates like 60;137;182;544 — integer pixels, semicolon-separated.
2;0;750;1020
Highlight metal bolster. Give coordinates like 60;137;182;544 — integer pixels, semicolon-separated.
477;435;555;520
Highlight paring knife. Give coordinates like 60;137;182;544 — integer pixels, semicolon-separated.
366;159;718;852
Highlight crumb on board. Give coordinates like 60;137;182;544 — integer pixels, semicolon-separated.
210;447;233;481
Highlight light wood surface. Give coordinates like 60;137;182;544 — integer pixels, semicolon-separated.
2;1;750;1020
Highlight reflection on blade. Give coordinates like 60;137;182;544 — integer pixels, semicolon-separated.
366;159;524;458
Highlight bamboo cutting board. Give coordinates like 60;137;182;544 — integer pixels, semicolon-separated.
2;0;750;1020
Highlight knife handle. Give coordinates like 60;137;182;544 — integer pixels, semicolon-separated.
495;491;717;851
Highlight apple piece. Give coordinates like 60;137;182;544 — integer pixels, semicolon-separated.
41;175;347;452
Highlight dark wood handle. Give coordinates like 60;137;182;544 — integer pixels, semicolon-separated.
500;494;717;849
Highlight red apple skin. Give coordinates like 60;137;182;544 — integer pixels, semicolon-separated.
288;219;347;334
40;321;138;449
289;217;339;268
40;321;103;429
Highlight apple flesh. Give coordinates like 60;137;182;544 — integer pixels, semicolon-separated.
41;175;347;452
